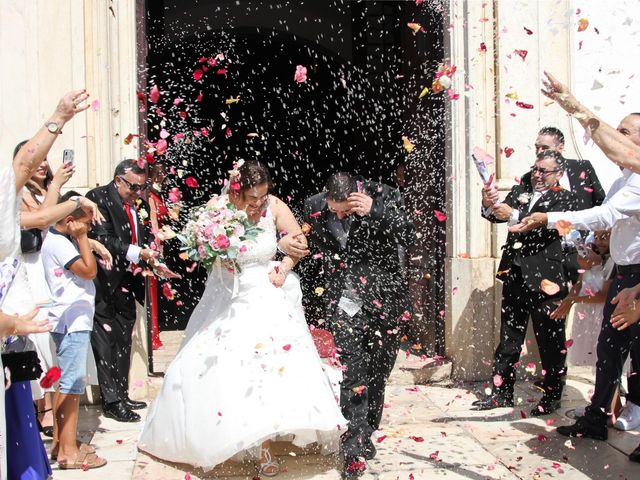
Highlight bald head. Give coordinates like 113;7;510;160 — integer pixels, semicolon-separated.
617;113;640;147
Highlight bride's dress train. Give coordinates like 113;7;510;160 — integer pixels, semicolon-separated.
138;203;346;470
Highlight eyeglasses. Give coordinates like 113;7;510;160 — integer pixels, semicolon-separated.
529;166;560;176
118;176;148;192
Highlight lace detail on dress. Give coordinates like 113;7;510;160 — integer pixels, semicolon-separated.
235;200;277;268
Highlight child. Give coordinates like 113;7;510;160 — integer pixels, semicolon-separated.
41;192;106;470
551;230;615;416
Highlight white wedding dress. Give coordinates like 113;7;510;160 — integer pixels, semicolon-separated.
138;202;347;470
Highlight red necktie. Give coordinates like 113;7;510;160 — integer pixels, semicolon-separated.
124;203;138;245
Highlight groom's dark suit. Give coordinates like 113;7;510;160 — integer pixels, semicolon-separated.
483;183;577;400
86;182;149;406
304;177;416;460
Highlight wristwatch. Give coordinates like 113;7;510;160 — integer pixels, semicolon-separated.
45;121;61;134
69;195;81;209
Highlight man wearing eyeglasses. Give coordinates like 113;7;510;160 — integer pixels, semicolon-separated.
511;103;640;452
86;159;178;422
473;150;577;416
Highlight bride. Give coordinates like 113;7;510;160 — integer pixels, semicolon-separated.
138;160;347;476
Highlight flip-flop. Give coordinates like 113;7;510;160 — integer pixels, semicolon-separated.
51;442;96;462
58;451;107;470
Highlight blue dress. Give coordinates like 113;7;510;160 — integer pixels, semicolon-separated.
5;381;51;480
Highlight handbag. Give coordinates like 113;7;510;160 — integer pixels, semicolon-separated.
1;351;43;383
20;227;43;254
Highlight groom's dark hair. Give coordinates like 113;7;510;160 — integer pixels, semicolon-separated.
325;172;356;202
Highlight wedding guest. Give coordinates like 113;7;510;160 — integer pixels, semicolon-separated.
512;73;640;460
16;139;74;436
474;150;576;416
0;90;90;480
550;230;615;415
86;160;178;422
147;162;169;350
41;192;106;470
303;172;416;478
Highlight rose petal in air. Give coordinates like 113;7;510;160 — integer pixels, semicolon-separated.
540;279;560;296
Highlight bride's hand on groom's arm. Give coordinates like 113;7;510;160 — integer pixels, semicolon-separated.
278;233;309;258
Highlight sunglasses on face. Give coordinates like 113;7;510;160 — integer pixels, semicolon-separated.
118;176;149;192
529;166;560;176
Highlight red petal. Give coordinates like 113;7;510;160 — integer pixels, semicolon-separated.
185;176;199;188
434;210;447;222
515;101;534;109
149;85;161;103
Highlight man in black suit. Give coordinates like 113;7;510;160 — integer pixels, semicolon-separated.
529;126;604;210
304;173;416;478
522;127;605;394
87;159;177;422
473;150;577;415
523;127;605;279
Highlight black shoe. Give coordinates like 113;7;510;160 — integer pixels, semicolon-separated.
630;444;640;463
102;401;141;423
530;396;562;417
363;439;377;460
471;393;514;410
123;398;147;410
342;457;366;478
556;416;607;440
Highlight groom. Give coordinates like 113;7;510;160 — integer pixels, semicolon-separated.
304;172;416;478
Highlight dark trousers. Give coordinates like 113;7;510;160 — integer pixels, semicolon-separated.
91;281;137;405
493;267;567;398
586;270;640;423
627;343;640;406
329;304;400;458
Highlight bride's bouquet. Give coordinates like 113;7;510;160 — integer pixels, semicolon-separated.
176;195;262;272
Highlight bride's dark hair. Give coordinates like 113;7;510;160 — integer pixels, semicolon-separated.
236;160;273;192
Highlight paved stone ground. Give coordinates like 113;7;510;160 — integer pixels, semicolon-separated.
47;331;640;479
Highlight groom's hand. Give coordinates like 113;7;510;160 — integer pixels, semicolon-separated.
348;192;373;216
278;233;309;258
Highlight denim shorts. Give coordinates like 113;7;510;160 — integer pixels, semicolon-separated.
51;330;91;395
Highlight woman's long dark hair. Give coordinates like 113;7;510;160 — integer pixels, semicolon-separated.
14;140;54;201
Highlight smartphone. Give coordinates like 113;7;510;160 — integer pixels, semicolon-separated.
63;149;74;165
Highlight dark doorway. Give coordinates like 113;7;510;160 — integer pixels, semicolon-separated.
141;0;447;356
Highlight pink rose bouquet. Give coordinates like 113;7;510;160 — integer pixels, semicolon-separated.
177;195;262;272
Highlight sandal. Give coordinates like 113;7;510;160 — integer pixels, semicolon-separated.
35;407;54;438
58;451;107;470
258;446;280;477
51;442;96;462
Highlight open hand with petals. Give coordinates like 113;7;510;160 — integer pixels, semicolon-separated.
541;71;581;115
508;212;548;233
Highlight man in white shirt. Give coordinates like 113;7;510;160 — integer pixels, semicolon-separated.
512;111;640;444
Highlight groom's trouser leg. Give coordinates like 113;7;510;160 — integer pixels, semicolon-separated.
366;306;401;432
330;308;370;458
